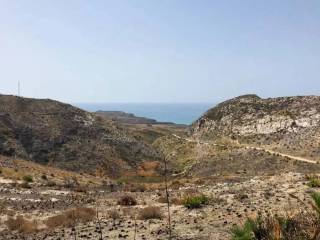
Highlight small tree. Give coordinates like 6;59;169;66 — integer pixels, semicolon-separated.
96;208;103;240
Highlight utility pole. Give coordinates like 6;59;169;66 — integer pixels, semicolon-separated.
18;81;20;96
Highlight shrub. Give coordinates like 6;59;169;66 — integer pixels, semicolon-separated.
158;196;168;204
183;194;208;209
45;207;96;229
41;174;47;180
5;215;38;234
108;209;120;220
46;180;56;187
23;175;33;183
63;177;79;189
20;182;32;189
311;192;320;216
125;183;146;192
117;195;137;206
74;185;88;193
230;219;254;240
307;176;320;188
231;215;312;240
229;192;320;240
139;206;162;220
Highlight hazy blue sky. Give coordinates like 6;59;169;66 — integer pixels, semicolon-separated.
0;1;319;103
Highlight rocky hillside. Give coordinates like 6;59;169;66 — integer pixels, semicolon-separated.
0;94;160;177
151;94;320;177
189;94;320;164
192;94;320;138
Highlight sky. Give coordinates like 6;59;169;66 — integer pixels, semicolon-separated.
0;0;319;104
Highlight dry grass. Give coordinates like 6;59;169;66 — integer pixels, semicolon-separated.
5;215;38;234
45;207;96;229
139;206;162;220
0;156;103;186
123;183;146;192
137;161;160;177
108;209;121;220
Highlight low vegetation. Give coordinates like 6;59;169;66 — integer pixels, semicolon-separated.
5;215;38;234
306;175;320;188
139;206;162;220
230;192;320;240
23;175;33;183
45;207;96;229
183;194;209;209
117;195;137;206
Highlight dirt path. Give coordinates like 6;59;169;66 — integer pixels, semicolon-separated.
244;145;318;164
171;134;318;164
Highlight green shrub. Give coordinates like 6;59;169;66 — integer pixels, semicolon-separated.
23;175;33;183
183;194;208;209
230;219;254;240
311;192;320;216
307;176;320;187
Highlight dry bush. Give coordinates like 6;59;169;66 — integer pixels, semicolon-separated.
183;188;200;196
171;197;184;205
231;192;320;240
0;200;6;213
46;180;57;187
124;183;146;192
157;195;183;205
108;209;121;226
74;185;89;193
5;215;38;234
170;180;184;190
141;161;160;171
139;206;162;220
45;207;96;229
137;161;160;177
117;195;137;206
20;182;32;189
63;177;79;189
108;209;120;220
157;196;167;204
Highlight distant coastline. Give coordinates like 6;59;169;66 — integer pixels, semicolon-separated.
74;103;214;125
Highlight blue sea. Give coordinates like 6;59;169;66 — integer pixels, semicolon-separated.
75;103;214;125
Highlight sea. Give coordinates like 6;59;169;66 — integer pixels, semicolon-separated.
74;103;214;125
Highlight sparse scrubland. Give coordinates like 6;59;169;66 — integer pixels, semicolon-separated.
1;94;320;239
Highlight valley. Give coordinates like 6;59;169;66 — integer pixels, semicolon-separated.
1;94;320;239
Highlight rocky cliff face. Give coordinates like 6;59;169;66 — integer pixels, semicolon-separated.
191;94;320;138
0;95;160;177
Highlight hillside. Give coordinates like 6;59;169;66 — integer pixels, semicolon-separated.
154;95;320;177
191;94;320;162
0;94;160;177
1;94;320;240
191;94;320;138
